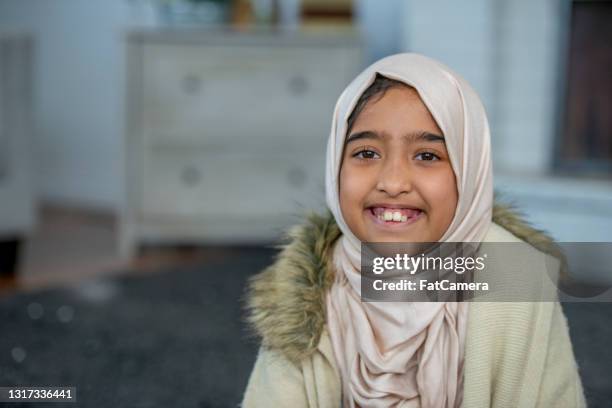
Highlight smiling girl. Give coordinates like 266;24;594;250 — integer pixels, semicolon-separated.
340;77;457;244
242;54;585;407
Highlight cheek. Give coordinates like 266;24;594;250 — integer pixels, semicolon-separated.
339;165;371;219
420;168;458;222
339;166;357;216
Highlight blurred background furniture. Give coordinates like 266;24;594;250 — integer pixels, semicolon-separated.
122;28;362;256
0;32;35;278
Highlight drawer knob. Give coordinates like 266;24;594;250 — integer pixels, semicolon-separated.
288;75;308;96
180;165;202;187
181;74;202;95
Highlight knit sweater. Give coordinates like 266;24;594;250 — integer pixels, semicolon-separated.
241;204;586;407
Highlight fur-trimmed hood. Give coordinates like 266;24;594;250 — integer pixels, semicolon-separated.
245;203;562;364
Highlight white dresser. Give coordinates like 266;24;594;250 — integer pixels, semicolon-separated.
0;32;35;275
122;28;362;256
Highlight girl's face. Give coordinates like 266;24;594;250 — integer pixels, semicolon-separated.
339;86;458;243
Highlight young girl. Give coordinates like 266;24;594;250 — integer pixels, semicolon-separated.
242;54;585;407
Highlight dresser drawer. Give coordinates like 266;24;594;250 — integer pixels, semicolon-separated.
139;44;359;150
139;147;325;219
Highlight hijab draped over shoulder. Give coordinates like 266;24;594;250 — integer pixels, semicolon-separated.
324;53;494;407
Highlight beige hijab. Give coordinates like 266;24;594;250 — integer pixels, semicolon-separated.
325;53;493;407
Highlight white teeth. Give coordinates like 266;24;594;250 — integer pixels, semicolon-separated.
376;209;417;222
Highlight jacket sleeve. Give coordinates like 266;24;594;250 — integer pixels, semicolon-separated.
241;346;309;408
536;301;587;408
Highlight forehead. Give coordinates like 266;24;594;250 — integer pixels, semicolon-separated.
352;86;441;130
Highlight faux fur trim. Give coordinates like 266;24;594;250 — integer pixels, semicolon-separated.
244;202;562;364
245;212;340;364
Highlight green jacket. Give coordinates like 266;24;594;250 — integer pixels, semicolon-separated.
242;204;586;407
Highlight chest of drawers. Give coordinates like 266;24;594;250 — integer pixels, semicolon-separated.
121;29;362;255
0;32;34;239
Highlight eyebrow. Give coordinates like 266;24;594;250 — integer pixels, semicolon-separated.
345;130;445;145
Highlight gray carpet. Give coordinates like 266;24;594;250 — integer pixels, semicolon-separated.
0;247;610;407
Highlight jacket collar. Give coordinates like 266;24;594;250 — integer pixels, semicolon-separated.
245;202;561;364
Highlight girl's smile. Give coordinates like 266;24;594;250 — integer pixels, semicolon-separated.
339;83;458;243
366;205;423;228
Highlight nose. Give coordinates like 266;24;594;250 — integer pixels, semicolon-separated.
375;154;413;197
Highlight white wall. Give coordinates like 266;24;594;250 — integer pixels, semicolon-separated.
354;0;404;64
492;0;562;175
0;0;136;211
401;0;496;114
401;0;562;175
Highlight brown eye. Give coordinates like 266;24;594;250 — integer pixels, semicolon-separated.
415;152;440;161
353;149;380;160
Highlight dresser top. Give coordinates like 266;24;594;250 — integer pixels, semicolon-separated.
125;26;360;47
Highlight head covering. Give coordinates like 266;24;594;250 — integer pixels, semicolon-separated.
325;53;493;407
